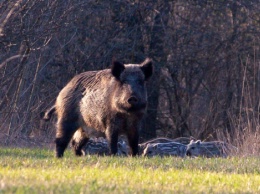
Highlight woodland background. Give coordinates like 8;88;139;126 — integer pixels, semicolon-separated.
0;0;259;155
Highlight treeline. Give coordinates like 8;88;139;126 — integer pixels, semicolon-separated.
0;0;259;152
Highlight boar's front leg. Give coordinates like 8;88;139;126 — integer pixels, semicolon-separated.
127;129;139;156
105;128;119;155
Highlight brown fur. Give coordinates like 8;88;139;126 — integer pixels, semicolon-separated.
46;59;153;158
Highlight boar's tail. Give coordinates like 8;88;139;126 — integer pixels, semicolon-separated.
40;105;56;121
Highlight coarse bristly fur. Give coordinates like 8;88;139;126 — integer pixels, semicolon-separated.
42;58;153;158
142;142;187;157
186;140;238;158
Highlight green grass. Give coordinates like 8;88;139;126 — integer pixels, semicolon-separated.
0;148;259;193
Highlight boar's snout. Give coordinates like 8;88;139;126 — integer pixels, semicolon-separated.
127;96;138;105
125;94;147;112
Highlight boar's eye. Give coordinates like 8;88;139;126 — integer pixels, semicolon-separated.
137;80;144;85
121;80;127;84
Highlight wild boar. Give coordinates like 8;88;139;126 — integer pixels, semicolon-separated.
77;137;128;156
186;140;238;158
42;58;153;158
138;137;194;153
142;142;187;157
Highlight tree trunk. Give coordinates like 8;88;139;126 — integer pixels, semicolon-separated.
141;1;170;140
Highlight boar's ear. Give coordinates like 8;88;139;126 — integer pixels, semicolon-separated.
140;58;153;81
111;60;125;79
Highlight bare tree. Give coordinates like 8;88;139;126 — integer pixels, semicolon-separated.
0;0;259;154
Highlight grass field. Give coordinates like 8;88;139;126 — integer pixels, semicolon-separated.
0;148;259;194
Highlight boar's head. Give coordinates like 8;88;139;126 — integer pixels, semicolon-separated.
111;58;153;114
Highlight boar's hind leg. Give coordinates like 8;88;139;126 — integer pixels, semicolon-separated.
71;128;89;156
55;119;79;158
